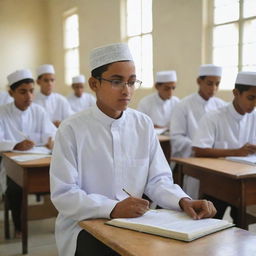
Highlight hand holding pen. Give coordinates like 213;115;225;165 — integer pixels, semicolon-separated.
110;188;150;219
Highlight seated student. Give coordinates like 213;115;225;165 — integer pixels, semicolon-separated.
170;64;226;199
0;69;57;238
50;43;216;256
192;71;256;223
67;75;96;113
137;70;179;128
34;64;73;127
0;90;13;105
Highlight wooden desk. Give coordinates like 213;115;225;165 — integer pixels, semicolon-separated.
172;157;256;229
79;219;256;256
158;135;171;163
2;152;57;254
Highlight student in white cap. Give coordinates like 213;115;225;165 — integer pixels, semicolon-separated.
34;64;73;127
0;69;56;238
170;64;226;199
0;90;13;106
192;71;256;224
50;43;216;256
67;75;96;113
137;70;180;128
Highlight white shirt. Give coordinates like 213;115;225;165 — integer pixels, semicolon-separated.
50;105;189;256
67;92;96;113
0;102;57;194
0;91;13;105
34;92;74;122
192;103;256;149
170;93;226;157
137;93;180;127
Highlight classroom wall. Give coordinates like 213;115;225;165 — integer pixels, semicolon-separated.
0;0;50;90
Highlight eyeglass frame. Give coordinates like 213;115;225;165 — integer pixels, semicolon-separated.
97;77;142;90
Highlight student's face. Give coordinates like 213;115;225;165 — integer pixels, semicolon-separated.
89;61;135;119
156;82;176;100
37;73;55;96
233;87;256;115
9;82;34;111
72;83;84;97
197;76;221;100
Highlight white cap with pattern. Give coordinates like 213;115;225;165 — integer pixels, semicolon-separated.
235;71;256;86
72;75;85;84
36;64;55;77
156;70;177;83
7;69;33;86
199;64;222;77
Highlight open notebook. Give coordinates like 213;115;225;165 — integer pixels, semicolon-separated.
106;209;234;242
226;154;256;165
12;146;52;155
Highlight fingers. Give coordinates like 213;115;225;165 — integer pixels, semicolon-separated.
197;200;217;219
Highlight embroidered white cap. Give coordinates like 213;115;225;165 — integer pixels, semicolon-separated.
7;69;33;86
235;71;256;86
199;64;222;77
156;70;177;83
36;64;55;77
89;43;133;71
72;75;85;84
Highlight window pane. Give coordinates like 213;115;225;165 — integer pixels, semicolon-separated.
213;23;238;47
127;0;141;36
219;67;238;90
141;34;153;87
128;36;142;80
213;46;238;66
242;19;256;69
64;14;79;49
142;0;152;33
214;0;239;24
243;0;256;18
65;49;80;85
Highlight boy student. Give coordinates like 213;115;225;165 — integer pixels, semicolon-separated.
34;64;73;127
50;43;216;256
137;70;180;128
0;69;56;237
192;71;256;223
170;64;226;199
67;75;96;113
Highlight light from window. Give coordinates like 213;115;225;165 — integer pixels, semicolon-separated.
64;13;80;85
243;0;256;18
126;0;153;88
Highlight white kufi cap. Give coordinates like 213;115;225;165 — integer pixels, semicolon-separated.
36;64;55;77
156;70;177;83
7;69;33;86
89;43;133;71
199;64;222;77
72;75;85;84
235;71;256;86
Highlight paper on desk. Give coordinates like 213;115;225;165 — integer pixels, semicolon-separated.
12;146;52;155
155;127;169;135
226;154;256;165
10;154;51;162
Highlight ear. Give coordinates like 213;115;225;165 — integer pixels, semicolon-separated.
89;77;99;92
233;88;239;97
196;77;201;85
8;89;14;98
155;83;160;90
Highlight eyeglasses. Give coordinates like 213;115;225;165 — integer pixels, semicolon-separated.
98;77;142;90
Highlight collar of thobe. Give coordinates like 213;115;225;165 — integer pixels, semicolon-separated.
92;105;126;128
155;93;168;105
11;102;29;116
228;102;245;121
38;91;53;100
195;93;210;106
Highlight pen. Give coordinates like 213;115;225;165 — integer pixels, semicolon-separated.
122;188;132;197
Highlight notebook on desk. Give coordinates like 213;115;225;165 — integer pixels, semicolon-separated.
106;209;234;242
226;154;256;165
12;146;52;155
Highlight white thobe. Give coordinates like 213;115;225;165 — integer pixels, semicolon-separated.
0;102;57;194
170;93;226;198
34;92;74;122
192;103;256;149
137;93;180;127
67;93;96;113
50;105;189;256
0;91;13;105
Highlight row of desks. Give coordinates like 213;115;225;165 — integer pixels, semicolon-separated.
2;144;256;254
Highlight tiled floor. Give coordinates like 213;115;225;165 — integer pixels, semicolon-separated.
0;200;255;256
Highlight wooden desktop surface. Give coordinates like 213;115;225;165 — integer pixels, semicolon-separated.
79;219;256;256
172;157;256;229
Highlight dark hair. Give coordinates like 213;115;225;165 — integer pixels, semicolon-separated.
91;60;131;79
235;83;254;93
10;78;34;90
198;76;207;80
37;74;43;80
